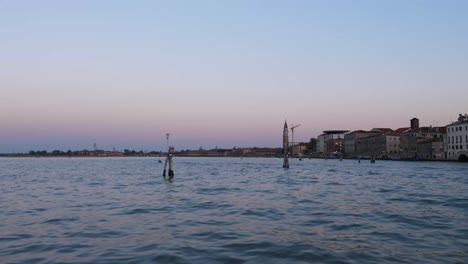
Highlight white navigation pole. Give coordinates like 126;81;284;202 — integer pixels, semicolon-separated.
163;133;174;177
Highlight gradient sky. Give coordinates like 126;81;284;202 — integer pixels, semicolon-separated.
1;0;468;152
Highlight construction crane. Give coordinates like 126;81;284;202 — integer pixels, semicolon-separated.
290;124;301;146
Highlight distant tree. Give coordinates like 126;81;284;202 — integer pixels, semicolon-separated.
39;150;48;155
306;138;317;153
52;150;62;155
67;150;72;155
124;149;130;155
29;150;36;155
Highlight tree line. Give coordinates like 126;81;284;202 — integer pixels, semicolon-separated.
26;149;162;156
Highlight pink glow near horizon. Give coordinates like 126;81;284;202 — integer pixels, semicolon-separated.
1;1;467;152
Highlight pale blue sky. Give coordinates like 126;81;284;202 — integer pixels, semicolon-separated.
1;1;467;152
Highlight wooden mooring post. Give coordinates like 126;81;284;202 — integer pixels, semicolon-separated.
163;146;175;178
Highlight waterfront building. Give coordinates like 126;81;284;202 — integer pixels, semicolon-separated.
354;127;410;159
417;138;445;160
384;127;410;159
356;134;381;159
344;130;381;158
400;118;446;160
446;114;468;161
291;143;308;157
322;130;349;158
316;134;325;154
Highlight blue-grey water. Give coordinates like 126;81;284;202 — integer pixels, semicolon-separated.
1;157;467;264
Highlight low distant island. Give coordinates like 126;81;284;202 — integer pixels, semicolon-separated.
0;146;317;159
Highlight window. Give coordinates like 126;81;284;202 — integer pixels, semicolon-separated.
449;137;451;144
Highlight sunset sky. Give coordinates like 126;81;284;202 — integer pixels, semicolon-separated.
1;1;467;152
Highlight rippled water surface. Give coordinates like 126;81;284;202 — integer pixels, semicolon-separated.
1;157;467;263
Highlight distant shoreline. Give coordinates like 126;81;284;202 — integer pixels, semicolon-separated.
0;155;462;163
0;155;161;158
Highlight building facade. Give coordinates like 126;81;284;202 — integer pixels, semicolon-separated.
316;134;325;154
356;134;382;159
291;143;308;156
400;118;446;160
446;114;468;161
382;127;410;159
417;139;445;160
344;130;381;158
322;130;349;157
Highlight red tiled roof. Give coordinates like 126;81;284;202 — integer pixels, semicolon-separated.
359;134;383;140
346;130;378;135
371;128;393;134
387;127;410;136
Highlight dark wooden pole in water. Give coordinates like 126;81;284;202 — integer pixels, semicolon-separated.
283;121;289;168
163;147;175;177
163;154;168;176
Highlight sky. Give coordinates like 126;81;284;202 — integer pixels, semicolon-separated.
1;0;467;152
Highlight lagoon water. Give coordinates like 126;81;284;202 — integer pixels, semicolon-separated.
1;157;467;263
